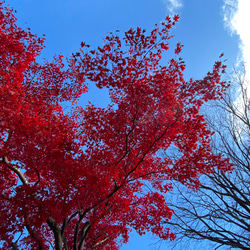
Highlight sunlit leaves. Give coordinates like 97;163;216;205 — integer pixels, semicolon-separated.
0;5;232;250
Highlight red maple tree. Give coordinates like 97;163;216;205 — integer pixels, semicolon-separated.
0;3;232;250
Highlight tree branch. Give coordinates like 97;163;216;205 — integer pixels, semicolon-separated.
2;156;29;185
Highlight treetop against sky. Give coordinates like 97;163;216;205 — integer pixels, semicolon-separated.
1;0;249;249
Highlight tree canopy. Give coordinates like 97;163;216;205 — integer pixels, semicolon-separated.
163;67;250;250
0;3;231;249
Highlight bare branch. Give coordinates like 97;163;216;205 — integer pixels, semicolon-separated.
163;66;250;249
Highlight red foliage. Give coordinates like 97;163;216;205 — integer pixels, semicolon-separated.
0;5;232;250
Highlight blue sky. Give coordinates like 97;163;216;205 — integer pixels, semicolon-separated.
6;0;249;249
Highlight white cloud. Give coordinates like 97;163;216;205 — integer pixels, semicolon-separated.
222;0;250;80
162;0;183;16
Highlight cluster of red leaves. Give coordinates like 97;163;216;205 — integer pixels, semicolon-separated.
0;3;232;250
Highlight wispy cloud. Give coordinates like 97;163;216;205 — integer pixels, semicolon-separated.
162;0;183;16
222;0;250;79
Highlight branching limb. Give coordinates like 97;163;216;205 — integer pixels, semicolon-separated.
2;156;29;185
